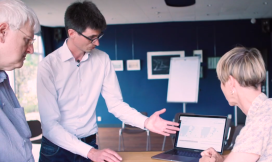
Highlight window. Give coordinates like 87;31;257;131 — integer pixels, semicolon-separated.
7;35;44;121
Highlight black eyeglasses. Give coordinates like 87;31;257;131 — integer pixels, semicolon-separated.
77;31;104;44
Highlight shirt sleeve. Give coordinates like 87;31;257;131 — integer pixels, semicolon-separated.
101;55;148;129
37;58;92;158
232;115;271;155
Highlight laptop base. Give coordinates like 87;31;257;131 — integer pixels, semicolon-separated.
152;151;199;162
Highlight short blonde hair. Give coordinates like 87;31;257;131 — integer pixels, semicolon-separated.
216;47;266;89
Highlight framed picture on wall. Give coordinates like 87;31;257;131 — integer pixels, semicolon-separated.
111;60;124;71
200;66;203;78
147;51;185;79
127;59;141;71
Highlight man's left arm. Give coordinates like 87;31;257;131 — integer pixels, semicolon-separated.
101;55;179;135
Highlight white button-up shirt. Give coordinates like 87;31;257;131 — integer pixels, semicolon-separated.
37;40;148;158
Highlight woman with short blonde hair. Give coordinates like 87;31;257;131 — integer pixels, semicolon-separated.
200;47;272;162
217;47;266;89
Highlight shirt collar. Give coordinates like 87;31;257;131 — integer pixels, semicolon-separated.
59;38;91;62
0;71;7;83
59;39;74;62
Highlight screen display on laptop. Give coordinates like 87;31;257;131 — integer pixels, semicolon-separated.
176;116;226;152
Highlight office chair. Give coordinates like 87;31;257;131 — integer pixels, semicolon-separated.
161;113;194;151
27;120;42;144
118;112;151;151
223;114;232;149
224;125;244;150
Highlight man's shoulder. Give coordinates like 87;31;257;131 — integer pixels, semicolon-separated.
90;48;108;57
39;48;62;66
46;47;62;59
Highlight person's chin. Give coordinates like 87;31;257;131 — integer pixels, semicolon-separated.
16;61;24;69
86;47;95;52
228;102;235;106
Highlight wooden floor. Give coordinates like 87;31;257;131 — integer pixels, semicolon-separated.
97;127;174;152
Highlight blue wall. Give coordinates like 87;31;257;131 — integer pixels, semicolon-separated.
95;20;271;127
41;19;271;127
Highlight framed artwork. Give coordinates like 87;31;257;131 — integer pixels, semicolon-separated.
111;60;124;71
193;50;203;63
127;59;141;71
147;51;185;79
200;66;203;78
208;57;220;69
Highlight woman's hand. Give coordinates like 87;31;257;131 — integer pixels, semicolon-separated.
199;156;216;162
200;147;224;162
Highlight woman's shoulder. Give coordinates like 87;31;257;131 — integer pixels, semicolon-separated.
260;98;272;116
266;97;272;106
246;97;272;128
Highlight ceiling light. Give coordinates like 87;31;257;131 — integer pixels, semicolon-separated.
165;0;195;7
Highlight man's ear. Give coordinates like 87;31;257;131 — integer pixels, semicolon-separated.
67;29;76;39
0;23;9;43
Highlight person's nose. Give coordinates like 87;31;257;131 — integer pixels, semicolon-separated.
93;39;100;46
26;44;34;54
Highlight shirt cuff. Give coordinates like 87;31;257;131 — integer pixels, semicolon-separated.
137;115;149;130
76;141;93;159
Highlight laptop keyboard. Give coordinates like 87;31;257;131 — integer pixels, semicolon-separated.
165;149;201;158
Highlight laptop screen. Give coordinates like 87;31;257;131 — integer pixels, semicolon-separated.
176;115;226;152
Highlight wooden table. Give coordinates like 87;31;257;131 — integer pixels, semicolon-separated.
117;150;231;162
118;151;162;162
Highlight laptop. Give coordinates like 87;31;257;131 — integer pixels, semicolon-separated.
152;114;227;162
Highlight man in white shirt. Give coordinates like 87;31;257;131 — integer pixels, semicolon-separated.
37;1;179;162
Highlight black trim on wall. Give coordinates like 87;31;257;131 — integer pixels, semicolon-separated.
41;26;67;57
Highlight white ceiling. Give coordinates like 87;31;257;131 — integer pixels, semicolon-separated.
23;0;272;27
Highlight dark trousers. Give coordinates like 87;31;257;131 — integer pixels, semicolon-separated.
39;135;98;162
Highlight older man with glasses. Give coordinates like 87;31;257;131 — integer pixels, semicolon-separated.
0;0;40;161
37;1;180;162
